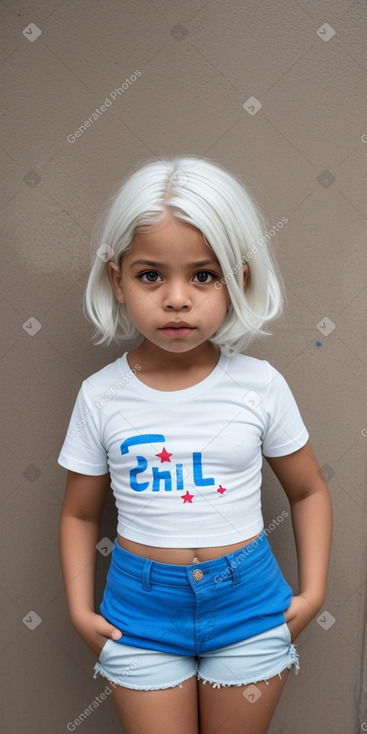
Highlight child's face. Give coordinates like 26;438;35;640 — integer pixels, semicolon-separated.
108;213;231;356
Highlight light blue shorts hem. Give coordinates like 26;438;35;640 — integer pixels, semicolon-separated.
92;623;300;691
93;663;197;691
196;643;300;688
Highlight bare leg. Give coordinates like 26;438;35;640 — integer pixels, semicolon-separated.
198;668;290;734
110;675;199;734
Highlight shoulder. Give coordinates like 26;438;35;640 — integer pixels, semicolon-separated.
225;352;276;383
80;355;125;397
223;353;296;406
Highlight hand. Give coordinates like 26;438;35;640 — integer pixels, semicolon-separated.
71;609;123;657
284;593;323;643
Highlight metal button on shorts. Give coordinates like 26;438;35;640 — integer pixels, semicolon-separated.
192;568;204;581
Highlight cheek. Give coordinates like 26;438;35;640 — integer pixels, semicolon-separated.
125;298;143;314
212;282;229;308
216;289;230;313
223;286;230;308
120;282;142;306
125;295;156;322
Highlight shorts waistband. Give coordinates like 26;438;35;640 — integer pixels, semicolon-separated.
110;529;269;586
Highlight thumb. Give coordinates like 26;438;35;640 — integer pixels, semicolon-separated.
110;627;123;641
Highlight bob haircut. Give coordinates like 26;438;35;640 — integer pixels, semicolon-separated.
84;155;284;355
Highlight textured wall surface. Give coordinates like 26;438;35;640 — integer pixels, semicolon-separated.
0;1;366;732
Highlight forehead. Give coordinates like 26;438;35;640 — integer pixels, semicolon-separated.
130;216;216;260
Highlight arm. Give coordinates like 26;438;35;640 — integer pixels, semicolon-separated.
265;440;333;637
58;470;122;655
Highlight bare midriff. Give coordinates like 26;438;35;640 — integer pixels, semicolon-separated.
116;531;263;565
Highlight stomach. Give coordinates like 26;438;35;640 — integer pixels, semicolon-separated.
116;531;263;565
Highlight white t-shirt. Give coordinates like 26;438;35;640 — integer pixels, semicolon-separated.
58;351;309;547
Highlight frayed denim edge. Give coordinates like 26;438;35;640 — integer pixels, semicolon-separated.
93;662;196;691
197;644;300;690
93;645;300;692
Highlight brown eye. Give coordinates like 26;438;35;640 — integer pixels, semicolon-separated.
141;271;160;283
194;271;214;283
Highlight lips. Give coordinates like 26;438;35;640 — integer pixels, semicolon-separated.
159;321;196;337
162;321;193;329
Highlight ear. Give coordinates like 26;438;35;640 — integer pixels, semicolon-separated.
242;264;250;292
107;261;125;304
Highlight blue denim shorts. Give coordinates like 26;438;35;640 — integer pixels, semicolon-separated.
93;530;300;689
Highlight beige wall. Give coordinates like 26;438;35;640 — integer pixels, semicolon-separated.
1;1;366;732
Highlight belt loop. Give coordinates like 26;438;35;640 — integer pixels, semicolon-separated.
225;553;241;586
142;559;153;591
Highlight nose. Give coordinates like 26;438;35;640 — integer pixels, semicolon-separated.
162;279;191;310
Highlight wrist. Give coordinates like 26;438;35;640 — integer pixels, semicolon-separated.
69;606;96;627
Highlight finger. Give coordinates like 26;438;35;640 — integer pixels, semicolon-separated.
110;627;123;640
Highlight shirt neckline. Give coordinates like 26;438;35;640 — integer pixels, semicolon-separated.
119;350;230;401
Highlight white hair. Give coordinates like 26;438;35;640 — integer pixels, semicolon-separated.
84;155;284;355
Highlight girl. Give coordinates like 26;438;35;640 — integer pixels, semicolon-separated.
58;155;332;734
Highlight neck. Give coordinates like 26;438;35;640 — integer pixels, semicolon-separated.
127;341;221;375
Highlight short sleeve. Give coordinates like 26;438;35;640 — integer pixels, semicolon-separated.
57;381;109;475
261;364;309;457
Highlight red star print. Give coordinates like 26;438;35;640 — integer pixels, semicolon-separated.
182;491;194;503
217;485;227;494
155;447;172;463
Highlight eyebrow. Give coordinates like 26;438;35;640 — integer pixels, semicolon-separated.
129;259;220;268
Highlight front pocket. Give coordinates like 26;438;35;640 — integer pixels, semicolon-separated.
282;619;292;643
98;637;113;661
